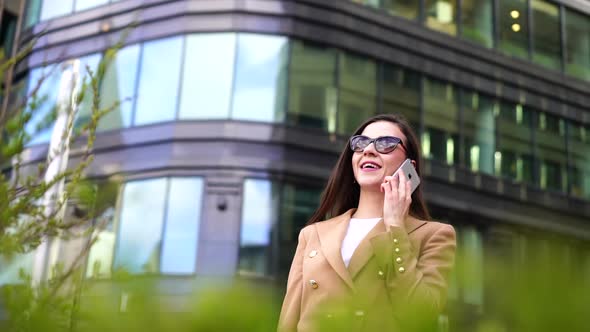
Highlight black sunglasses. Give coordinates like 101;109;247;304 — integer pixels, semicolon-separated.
349;135;406;154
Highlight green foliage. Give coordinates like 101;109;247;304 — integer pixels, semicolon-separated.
0;28;124;332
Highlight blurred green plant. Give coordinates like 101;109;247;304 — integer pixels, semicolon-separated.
0;29;125;332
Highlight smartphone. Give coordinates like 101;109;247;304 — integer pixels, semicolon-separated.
392;158;421;195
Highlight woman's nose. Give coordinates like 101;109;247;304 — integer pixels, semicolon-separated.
363;142;378;156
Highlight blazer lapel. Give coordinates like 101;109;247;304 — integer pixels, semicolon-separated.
315;209;356;291
348;216;428;280
348;219;386;279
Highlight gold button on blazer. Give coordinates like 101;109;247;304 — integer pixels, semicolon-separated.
278;208;456;332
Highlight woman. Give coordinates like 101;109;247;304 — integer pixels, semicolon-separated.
278;114;456;332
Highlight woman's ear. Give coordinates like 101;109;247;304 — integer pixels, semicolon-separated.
411;160;417;169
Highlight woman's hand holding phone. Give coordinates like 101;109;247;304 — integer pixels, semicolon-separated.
381;171;412;230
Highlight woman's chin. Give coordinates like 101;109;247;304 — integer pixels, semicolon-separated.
358;181;383;192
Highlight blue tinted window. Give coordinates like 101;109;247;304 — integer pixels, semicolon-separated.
238;179;278;275
73;53;103;130
179;34;236;119
114;178;167;274
24;0;42;28
111;177;203;276
25;65;62;145
75;0;109;12
135;37;182;125
40;0;73;21
160;178;203;274
99;44;140;131
0;252;34;285
231;34;289;122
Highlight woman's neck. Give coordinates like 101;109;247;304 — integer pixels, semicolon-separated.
353;189;384;219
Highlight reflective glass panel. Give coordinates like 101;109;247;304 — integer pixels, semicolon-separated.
24;0;42;28
565;9;590;81
383;0;419;19
75;0;109;12
568;122;590;199
179;33;236;120
278;184;321;279
25;65;62;145
0;252;33;285
287;41;338;132
98;44;140;131
461;0;493;47
381;63;420;130
531;0;560;70
113;178;167;274
232;34;289;123
423;77;459;165
461;89;495;174
160;178;203;274
498;0;529;60
40;0;73;21
495;101;534;184
72;53;103;131
337;52;377;135
85;182;120;278
535;112;566;192
135;36;182;125
1;11;17;57
425;0;458;36
239;179;279;276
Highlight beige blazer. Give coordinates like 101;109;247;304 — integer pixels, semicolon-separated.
278;208;456;332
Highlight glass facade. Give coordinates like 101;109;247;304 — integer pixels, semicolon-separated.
346;0;590;81
383;0;419;19
495;101;534;184
565;9;590;81
72;54;103;130
231;34;289;123
461;0;493;48
86;177;203;277
337;52;378;135
24;33;590;198
287;41;338;132
24;0;590;82
238;179;321;277
0;252;34;286
25;0;119;27
26;53;101;145
98;44;140;131
381;63;420;130
1;9;18;57
498;0;529;60
531;0;561;70
461;89;495;175
568;122;590;199
178;34;236;120
26;64;62;145
135;37;183;125
425;0;458;36
423;77;459;165
535;111;566;192
238;179;280;276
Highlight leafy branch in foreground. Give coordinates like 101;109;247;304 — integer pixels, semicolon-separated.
0;33;127;332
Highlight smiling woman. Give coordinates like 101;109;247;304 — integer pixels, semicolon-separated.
278;114;457;332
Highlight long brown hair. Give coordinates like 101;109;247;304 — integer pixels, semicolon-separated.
307;114;431;225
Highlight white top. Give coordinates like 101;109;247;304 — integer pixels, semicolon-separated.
341;217;382;268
